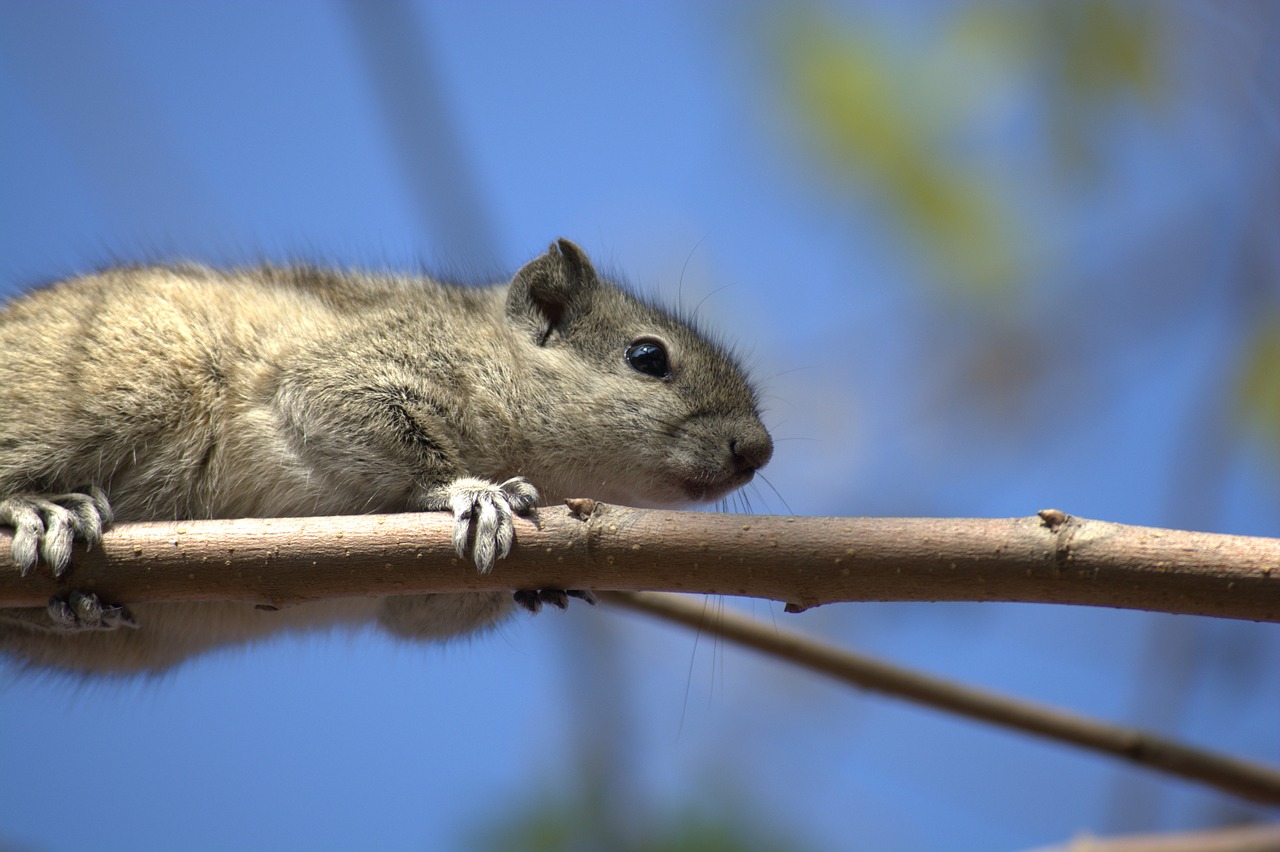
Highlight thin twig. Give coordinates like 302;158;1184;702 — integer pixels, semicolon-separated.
600;590;1280;807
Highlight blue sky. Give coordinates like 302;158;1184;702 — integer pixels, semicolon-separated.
2;2;1278;850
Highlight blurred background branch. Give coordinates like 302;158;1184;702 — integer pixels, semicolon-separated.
604;591;1280;807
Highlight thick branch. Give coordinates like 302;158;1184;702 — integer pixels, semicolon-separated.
0;505;1277;621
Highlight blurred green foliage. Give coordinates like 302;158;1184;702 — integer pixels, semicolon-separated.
1240;313;1280;452
778;0;1163;300
957;0;1165;176
466;791;802;852
781;14;1020;298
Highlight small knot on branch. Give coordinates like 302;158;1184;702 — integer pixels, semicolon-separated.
1038;508;1069;530
564;498;598;521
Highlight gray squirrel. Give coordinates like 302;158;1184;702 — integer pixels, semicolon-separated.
0;239;772;675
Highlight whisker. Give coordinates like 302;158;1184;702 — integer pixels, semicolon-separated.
678;234;707;315
755;472;792;515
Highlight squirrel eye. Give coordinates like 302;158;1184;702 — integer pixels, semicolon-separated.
625;340;671;378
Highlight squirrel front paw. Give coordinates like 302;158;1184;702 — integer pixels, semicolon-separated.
0;487;114;576
418;476;539;573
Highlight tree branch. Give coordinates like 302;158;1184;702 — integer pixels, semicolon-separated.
602;591;1280;807
5;504;1277;804
1;504;1276;621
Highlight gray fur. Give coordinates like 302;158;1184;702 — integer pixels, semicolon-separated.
0;239;772;675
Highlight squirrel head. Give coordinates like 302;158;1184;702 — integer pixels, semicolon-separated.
505;239;773;507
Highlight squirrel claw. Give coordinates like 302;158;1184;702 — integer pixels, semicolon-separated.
0;487;113;576
47;592;137;633
420;476;539;573
513;588;598;614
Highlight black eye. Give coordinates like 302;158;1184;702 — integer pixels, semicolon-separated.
625;340;671;378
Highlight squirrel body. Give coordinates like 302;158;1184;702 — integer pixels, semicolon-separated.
0;240;772;674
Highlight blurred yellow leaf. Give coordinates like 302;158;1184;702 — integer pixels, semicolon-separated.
778;13;1018;298
1238;314;1280;451
956;0;1165;177
779;13;1021;298
775;1;1165;299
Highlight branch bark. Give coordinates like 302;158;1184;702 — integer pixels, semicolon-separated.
1;505;1278;621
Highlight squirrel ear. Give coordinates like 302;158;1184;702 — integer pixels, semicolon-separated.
506;239;600;342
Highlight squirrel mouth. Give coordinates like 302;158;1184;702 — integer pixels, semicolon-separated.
678;469;755;503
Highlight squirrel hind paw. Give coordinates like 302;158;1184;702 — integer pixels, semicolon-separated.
47;591;137;633
422;476;540;573
0;489;113;576
513;588;598;614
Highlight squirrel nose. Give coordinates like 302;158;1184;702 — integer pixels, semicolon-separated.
729;424;773;475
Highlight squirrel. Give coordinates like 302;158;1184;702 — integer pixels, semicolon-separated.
0;239;773;675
